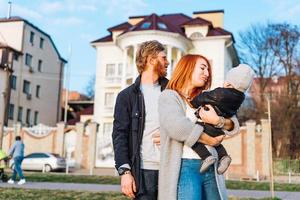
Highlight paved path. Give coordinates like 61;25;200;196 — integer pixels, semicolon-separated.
1;182;300;200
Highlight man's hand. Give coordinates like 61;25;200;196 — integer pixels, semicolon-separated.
121;173;136;198
152;129;160;146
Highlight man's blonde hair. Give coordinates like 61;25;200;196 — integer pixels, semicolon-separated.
136;40;165;74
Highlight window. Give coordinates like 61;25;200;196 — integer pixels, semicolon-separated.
141;22;151;29
38;60;42;72
39;38;44;49
26;109;31;124
25;53;32;66
36;85;40;98
158;22;167;30
34;111;38;125
118;63;123;76
11;75;17;90
104;92;114;107
23;80;31;95
30;31;34;44
8;104;14;120
18;107;23;122
26;153;49;159
105;64;115;77
103;123;113;141
190;32;204;39
13;53;19;61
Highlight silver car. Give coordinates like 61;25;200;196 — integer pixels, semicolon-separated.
10;152;66;172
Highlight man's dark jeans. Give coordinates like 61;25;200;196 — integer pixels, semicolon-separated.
11;156;24;181
136;169;158;200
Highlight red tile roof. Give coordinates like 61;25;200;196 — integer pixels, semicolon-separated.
160;13;192;27
181;17;212;26
91;35;113;43
207;27;232;36
67;105;94;125
92;11;234;43
122;13;186;36
108;22;132;32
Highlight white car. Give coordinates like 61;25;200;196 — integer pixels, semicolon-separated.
10;153;66;172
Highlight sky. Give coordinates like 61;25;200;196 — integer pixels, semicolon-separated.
0;0;299;95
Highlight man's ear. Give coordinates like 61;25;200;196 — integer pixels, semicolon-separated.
148;55;157;66
223;81;233;88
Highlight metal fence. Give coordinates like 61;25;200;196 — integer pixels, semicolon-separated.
273;159;300;175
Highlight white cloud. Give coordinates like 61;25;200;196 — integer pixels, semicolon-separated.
0;0;42;20
52;17;85;26
263;0;300;22
100;0;149;18
80;33;96;42
39;1;64;14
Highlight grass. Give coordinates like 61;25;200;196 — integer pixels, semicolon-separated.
226;180;300;192
0;188;129;200
5;172;300;192
0;188;280;200
7;172;121;184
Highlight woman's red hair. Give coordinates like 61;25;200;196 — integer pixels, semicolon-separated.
167;54;212;99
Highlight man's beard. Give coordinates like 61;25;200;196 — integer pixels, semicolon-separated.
154;60;167;78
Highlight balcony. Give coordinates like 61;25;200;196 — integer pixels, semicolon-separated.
104;77;121;87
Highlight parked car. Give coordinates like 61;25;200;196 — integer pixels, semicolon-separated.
10;152;66;172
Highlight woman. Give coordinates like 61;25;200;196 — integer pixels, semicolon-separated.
158;54;239;200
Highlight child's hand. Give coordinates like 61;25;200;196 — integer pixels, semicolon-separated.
199;105;219;125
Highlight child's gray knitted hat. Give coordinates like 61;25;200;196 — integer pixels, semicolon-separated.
225;64;255;92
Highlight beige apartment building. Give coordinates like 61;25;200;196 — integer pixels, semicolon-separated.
0;16;66;127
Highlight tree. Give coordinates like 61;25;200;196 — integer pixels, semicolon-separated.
238;22;300;158
267;23;300;158
238;23;280;119
85;75;95;100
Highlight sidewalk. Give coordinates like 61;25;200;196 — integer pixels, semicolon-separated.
0;182;300;200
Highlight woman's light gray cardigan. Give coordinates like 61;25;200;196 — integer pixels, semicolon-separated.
158;89;240;200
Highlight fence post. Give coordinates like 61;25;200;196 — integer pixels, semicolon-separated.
75;122;84;169
88;122;98;176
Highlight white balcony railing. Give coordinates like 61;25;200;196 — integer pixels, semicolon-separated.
105;77;122;84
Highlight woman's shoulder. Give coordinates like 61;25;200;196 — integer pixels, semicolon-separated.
160;89;185;107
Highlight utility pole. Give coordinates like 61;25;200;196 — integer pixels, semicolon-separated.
63;45;72;124
266;95;275;198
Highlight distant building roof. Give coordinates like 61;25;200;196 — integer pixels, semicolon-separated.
67;105;94;125
0;16;67;63
193;10;224;14
0;42;22;54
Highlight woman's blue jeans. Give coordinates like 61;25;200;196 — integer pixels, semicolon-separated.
177;158;221;200
12;156;24;181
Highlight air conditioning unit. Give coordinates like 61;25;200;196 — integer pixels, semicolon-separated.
29;66;34;73
26;93;32;100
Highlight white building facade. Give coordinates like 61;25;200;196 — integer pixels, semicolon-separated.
0;17;66;127
91;10;239;167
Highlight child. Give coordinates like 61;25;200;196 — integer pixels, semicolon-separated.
190;64;255;174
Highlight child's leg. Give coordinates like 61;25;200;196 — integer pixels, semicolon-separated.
192;142;212;160
215;144;228;159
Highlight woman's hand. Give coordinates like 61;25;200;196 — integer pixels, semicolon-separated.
199;105;220;126
198;133;224;146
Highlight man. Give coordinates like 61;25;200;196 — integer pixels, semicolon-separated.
112;40;169;199
7;136;26;185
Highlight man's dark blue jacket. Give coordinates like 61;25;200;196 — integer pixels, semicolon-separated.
112;75;168;195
